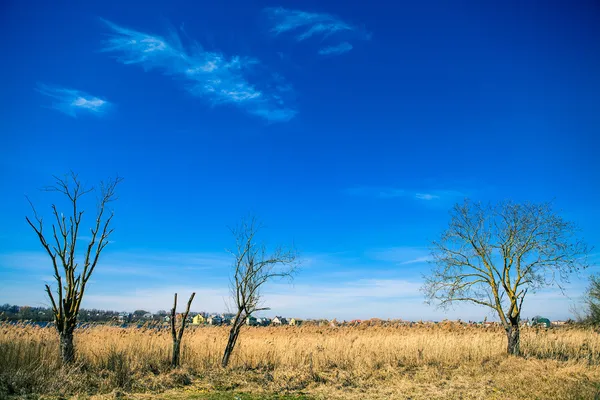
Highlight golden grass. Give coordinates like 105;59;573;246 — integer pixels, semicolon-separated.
1;322;599;399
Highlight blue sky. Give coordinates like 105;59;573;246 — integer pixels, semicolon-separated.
1;0;599;321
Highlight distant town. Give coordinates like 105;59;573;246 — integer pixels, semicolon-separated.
0;303;567;328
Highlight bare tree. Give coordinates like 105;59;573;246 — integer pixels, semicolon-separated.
221;217;298;367
26;172;122;364
583;274;600;325
170;292;195;367
423;200;589;355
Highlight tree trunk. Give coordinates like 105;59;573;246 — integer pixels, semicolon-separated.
222;320;242;368
59;329;75;364
169;292;195;369
506;322;520;356
172;339;181;367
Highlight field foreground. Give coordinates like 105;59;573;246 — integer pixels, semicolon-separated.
1;322;600;399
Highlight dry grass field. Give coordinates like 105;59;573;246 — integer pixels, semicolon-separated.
1;321;599;399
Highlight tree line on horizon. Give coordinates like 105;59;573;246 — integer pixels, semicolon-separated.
0;304;242;324
0;305;210;324
20;172;596;368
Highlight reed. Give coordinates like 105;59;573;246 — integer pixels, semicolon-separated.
1;322;599;399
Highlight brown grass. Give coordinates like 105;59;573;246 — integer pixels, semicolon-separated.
1;322;599;399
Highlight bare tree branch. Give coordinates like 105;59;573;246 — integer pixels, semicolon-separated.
422;200;590;355
25;173;122;364
221;216;298;367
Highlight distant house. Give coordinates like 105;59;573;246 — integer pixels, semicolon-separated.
290;318;302;326
258;317;271;326
551;320;567;327
143;313;153;319
118;312;131;322
192;314;205;325
207;315;222;325
272;316;287;325
246;316;258;326
529;316;551;328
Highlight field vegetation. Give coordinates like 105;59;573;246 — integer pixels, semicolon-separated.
1;321;599;399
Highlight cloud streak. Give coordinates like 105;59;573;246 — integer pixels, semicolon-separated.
346;187;466;201
415;193;440;201
367;247;433;266
266;7;353;39
0;250;589;320
264;7;369;56
37;84;110;117
318;42;353;56
100;19;296;122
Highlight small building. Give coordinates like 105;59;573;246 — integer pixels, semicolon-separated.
246;316;258;326
207;315;222;325
272;316;287;325
258;317;271;326
192;314;205;325
143;312;153;319
529;316;551;328
118;312;131;322
290;318;302;326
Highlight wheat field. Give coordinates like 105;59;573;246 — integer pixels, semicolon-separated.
1;322;599;399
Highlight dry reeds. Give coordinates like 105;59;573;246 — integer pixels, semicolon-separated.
1;322;599;399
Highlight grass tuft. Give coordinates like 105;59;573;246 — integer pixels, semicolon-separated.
1;322;599;399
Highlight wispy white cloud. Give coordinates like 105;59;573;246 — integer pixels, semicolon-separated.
2;250;590;320
0;250;231;279
401;256;432;265
345;187;404;198
346;186;466;201
415;193;440;201
264;7;369;56
262;278;587;321
1;274;584;321
84;286;230;313
37;84;110;117
367;247;433;266
318;42;353;56
100;19;296;122
0;252;48;270
266;7;353;39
